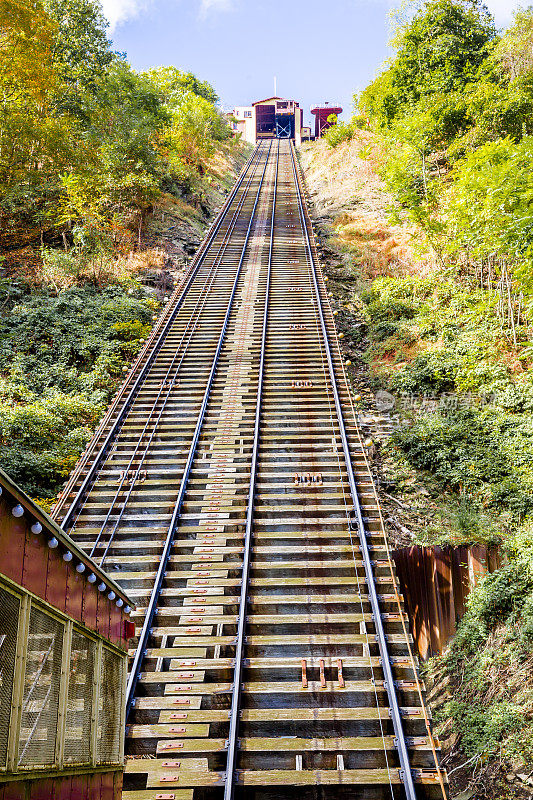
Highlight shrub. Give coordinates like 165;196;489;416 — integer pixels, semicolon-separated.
324;122;355;148
437;523;533;774
0;283;156;498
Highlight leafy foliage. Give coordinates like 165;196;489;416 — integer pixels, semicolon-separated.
443;137;533;284
432;524;533;788
365;274;533;524
324;122;356;148
0;284;156;499
332;3;533;787
0;0;239;505
0;0;71;207
146;66;230;174
355;0;533;301
0;0;232;236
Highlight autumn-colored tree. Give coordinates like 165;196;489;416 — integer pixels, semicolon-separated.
145;67;230;171
0;0;72;210
1;0;231;238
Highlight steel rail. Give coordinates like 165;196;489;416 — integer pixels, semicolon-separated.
125;141;273;716
89;142;271;565
223;138;280;800
288;141;418;800
59;142;264;534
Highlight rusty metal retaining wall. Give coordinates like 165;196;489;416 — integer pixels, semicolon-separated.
393;544;502;660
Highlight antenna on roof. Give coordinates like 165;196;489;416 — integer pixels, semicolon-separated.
274;76;277;96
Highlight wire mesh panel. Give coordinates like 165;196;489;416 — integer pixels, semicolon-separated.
18;606;64;768
96;647;123;764
64;631;96;765
0;587;20;768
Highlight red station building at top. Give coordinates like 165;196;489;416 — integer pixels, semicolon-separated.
311;102;343;139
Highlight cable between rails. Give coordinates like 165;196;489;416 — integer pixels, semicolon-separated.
224;138;280;800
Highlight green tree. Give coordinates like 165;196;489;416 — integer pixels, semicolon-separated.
0;0;73;210
361;0;497;127
145;66;219;105
495;5;533;79
145;67;230;171
444;136;533;292
58;61;165;232
44;0;113;110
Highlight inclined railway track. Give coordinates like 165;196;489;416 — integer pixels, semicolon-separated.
54;139;448;800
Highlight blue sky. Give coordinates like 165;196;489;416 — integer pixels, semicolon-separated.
103;0;524;127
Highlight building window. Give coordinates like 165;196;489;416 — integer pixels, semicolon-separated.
18;607;64;768
244;111;252;118
0;586;20;768
0;578;126;775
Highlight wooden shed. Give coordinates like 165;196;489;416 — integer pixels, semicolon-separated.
0;467;134;800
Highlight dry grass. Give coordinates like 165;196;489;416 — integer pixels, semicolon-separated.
35;246;168;292
117;247;166;275
334;212;424;279
300;134;434;280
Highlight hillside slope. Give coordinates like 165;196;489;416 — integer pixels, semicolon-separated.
299;135;533;800
0;142;248;509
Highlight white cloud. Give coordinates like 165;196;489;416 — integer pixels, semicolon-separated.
199;0;233;18
101;0;520;35
100;0;149;30
100;0;233;32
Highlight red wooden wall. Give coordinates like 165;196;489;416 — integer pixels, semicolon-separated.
0;770;122;799
0;494;128;650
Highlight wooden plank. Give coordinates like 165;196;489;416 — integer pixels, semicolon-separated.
237;768;402;786
126;757;207;774
126;757;224;789
237;768;444;786
155;738;227;754
136;654;415;675
129;710;229;724
244;634;412;645
239;736;435;751
245;613;373;624
165;683;232;696
150;735;434;753
146;770;223;789
133;681;392;704
140;656;234;669
127;723;211;738
240;707;423;721
146;634;234;645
